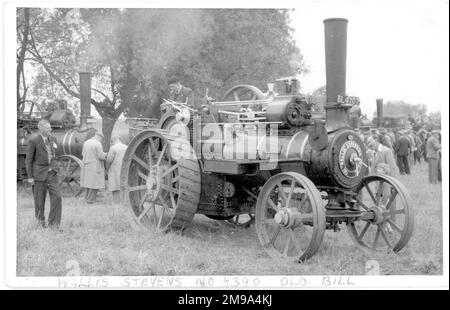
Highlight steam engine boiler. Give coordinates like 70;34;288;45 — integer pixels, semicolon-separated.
17;73;96;196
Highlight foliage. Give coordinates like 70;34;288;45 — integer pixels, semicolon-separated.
381;100;427;118
18;8;305;147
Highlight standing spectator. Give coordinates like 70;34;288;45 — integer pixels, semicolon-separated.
407;130;416;167
80;132;107;204
25;120;62;229
394;131;411;175
426;130;441;184
413;132;423;164
106;135;128;203
379;128;394;151
367;135;398;177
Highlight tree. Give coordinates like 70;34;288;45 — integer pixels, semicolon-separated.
20;8;305;149
17;8;31;108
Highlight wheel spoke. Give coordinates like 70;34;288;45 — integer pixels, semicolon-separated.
276;182;288;205
267;198;280;212
133;154;150;171
288;229;302;254
385;190;398;210
161;163;179;178
129;185;147;192
233;91;240;101
285;180;296;207
372;226;381;249
156;143;168;166
66;159;72;172
357;221;371;241
169;192;177;209
137;202;154;222
365;183;377;204
161;184;178;194
389;209;405;216
157;206;165;229
355;197;369;211
386;218;403;233
269;226;282;246
137;170;148;181
283;233;291;256
375;180;385;205
380;225;392;248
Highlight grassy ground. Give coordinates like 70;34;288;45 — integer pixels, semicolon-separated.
16;162;442;276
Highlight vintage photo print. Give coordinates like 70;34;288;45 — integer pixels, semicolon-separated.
2;0;448;290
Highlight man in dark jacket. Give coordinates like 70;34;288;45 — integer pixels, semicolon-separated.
394;131;411;175
25;119;62;229
168;77;195;106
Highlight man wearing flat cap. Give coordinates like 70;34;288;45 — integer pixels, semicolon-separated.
80;131;107;203
168;77;194;106
426;130;441;184
25;119;62;229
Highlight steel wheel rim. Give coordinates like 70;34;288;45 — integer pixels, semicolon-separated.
255;172;326;263
347;175;414;254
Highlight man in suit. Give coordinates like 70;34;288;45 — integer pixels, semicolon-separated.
367;134;398;231
426;130;441;184
168;77;195;107
106;135;128;203
367;135;398;177
394;131;411;175
25;119;62;229
80;132;107;203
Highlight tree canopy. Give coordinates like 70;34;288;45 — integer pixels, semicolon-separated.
17;8;305;147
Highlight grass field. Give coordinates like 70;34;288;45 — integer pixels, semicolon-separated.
16;162;443;276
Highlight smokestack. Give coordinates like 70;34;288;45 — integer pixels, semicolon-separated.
376;98;383;128
79;72;91;131
323;18;351;131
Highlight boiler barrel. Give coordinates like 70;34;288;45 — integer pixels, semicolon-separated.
52;128;96;158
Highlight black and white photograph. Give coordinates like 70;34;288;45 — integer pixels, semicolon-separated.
1;0;448;290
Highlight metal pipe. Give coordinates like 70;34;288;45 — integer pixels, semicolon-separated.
79;72;91;131
323;18;350;131
376;98;383;128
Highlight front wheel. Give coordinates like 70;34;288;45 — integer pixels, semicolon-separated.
347;175;414;254
255;172;326;263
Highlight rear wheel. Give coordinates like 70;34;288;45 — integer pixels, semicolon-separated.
121;130;201;232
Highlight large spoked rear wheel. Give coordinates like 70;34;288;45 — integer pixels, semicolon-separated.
56;155;83;197
255;172;326;263
121;130;201;232
347;175;414;255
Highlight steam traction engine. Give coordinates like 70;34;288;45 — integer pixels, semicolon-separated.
17;72;96;196
120;18;414;262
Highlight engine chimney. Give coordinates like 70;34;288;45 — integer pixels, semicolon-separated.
79;72;91;131
323;18;350;132
376;98;383;128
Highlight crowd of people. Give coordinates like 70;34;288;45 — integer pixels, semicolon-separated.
356;126;442;184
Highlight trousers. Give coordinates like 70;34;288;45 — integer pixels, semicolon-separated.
85;188;99;203
33;170;62;227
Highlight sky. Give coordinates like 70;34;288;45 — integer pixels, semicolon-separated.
290;0;449;117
